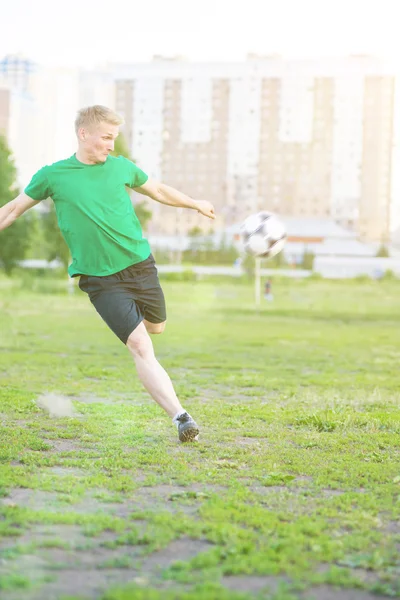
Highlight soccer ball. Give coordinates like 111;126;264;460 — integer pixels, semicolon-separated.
240;211;287;258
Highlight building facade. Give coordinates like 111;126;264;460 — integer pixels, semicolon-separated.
113;55;396;242
0;53;396;243
0;55;116;187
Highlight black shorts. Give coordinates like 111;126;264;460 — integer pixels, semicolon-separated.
78;254;166;344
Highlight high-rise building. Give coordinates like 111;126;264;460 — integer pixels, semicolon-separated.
0;85;38;188
389;73;400;241
0;54;36;92
0;55;38;187
29;66;116;169
0;56;115;187
113;55;395;242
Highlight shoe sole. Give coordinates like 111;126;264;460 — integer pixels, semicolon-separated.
179;426;200;442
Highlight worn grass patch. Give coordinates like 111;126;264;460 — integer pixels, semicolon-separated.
1;277;400;599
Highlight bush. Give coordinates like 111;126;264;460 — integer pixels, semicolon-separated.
308;272;323;281
159;269;197;282
353;274;372;283
16;268;70;294
376;244;390;258
301;250;315;270
380;269;398;281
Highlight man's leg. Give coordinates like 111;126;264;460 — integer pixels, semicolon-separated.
143;319;165;335
126;321;180;417
126;322;199;441
78;261;199;441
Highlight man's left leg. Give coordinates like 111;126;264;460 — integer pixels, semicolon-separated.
143;319;165;334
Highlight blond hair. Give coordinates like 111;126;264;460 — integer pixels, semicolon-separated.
75;105;124;133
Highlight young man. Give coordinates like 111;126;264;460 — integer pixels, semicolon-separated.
0;105;215;442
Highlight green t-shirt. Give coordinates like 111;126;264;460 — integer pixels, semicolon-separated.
25;154;150;277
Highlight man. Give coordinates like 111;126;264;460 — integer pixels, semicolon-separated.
264;279;273;302
0;105;215;442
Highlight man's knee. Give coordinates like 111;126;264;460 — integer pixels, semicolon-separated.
144;320;166;335
126;323;153;358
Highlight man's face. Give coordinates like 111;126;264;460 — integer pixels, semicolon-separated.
80;122;120;163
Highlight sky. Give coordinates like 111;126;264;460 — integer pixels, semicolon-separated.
0;0;398;68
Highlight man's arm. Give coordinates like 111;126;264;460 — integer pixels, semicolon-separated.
133;178;215;219
0;193;39;231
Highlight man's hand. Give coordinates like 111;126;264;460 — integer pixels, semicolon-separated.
195;200;215;219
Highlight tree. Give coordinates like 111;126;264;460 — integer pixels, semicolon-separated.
0;135;32;274
301;249;315;270
111;133;152;230
188;226;202;236
111;134;131;160
41;202;70;269
135;201;152;231
376;244;390;258
187;226;203;253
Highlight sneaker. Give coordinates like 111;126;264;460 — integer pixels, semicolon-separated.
176;412;199;442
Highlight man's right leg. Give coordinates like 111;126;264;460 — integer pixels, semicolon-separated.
126;322;199;441
126;322;182;418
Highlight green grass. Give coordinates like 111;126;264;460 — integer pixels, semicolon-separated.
0;275;400;599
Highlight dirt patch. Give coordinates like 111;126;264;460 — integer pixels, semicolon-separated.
236;437;264;447
241;475;313;488
251;485;289;495
321;489;345;497
9;419;30;427
0;525;133;556
1;483;213;519
135;483;217;516
4;568;142;600
42;438;91;453
141;538;213;571
385;520;400;533
1;524;88;550
352;569;381;585
313;488;368;499
146;483;220;498
37;543;142;568
304;586;386;600
69;390;150;406
247;485;320;515
222;574;289;593
1;488;133;516
194;387;255;403
2;488;59;510
1;535;213;600
72;395;117;405
46;466;86;477
296;476;314;483
315;566;380;586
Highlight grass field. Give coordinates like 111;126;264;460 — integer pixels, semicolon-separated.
0;275;400;600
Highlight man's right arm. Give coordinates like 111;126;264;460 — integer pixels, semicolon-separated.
0;193;39;231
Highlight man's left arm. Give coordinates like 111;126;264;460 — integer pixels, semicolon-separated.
133;178;215;220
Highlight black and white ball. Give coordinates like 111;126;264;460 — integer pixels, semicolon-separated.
240;211;287;258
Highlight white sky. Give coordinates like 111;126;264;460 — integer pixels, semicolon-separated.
0;0;399;68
